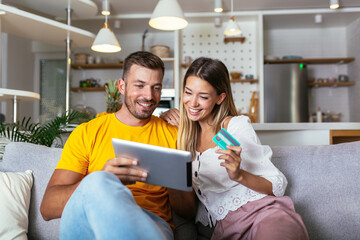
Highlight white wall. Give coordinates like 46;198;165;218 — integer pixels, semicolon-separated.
1;33;36;122
264;27;352;121
347;17;360;122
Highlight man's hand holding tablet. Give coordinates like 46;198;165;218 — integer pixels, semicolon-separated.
112;138;192;191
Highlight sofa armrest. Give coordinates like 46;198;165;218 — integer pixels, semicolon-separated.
0;142;62;240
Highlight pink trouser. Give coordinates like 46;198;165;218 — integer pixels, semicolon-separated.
211;196;309;240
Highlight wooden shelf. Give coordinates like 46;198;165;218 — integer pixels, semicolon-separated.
264;57;355;64
161;58;175;62
231;79;258;84
72;58;172;69
70;87;105;92
308;82;355;87
224;37;246;44
71;63;124;69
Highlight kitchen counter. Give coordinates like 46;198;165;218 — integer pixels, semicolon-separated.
252;122;360;131
252;122;360;146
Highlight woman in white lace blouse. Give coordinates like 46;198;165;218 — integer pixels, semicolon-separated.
172;57;309;239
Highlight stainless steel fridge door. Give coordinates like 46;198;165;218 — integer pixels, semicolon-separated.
264;63;308;122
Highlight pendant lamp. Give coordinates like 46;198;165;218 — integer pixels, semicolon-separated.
101;0;110;15
224;0;241;36
149;0;188;31
214;0;223;13
91;13;121;53
329;0;339;9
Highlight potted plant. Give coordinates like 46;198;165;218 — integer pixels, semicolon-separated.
0;110;90;148
105;79;121;113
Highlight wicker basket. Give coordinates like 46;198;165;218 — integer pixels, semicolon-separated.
230;72;242;80
74;53;89;64
151;45;170;58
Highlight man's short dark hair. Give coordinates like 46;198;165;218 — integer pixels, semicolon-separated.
122;51;165;80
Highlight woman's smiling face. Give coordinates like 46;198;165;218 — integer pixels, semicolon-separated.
183;76;225;124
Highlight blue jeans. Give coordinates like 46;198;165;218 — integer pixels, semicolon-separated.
60;171;173;240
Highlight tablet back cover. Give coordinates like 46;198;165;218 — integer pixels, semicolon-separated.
112;138;192;191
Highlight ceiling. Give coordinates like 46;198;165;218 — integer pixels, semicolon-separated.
2;0;360;30
94;0;360;16
3;0;360;17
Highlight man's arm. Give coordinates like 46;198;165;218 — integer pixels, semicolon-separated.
40;169;84;221
168;189;197;220
40;157;148;221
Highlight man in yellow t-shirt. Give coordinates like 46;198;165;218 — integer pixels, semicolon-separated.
40;51;196;239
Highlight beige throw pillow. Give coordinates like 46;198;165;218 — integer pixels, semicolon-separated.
0;170;33;240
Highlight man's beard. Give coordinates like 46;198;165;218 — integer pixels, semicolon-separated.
124;95;157;120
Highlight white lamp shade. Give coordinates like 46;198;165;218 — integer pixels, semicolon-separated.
329;0;339;9
91;26;121;53
149;0;188;31
102;0;110;15
214;0;223;12
224;18;242;36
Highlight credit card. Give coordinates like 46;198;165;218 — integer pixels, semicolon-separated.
212;128;241;150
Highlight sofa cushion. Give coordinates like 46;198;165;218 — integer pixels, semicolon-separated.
0;142;62;240
271;141;360;240
0;170;33;240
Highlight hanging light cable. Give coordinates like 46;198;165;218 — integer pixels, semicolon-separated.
91;13;121;53
224;0;241;36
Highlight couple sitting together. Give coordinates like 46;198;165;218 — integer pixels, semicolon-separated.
40;51;309;240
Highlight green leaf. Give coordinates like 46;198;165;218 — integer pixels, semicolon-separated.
0;109;91;147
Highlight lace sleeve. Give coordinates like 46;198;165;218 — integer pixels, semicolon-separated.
263;173;288;196
228;116;289;197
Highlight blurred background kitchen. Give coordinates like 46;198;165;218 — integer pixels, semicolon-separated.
1;0;360;145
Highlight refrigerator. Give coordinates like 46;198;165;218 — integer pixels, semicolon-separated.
264;63;308;122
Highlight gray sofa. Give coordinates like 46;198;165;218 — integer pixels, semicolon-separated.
0;141;359;240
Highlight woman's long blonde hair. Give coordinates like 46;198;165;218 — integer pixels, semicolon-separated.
177;57;238;158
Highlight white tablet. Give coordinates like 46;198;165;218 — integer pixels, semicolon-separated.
112;138;192;192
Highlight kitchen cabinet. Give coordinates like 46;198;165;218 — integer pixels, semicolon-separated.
330;129;360;144
262;10;360;122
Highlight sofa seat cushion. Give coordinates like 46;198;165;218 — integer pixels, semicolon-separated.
271;141;360;240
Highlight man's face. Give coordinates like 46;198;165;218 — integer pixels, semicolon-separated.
119;64;163;120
